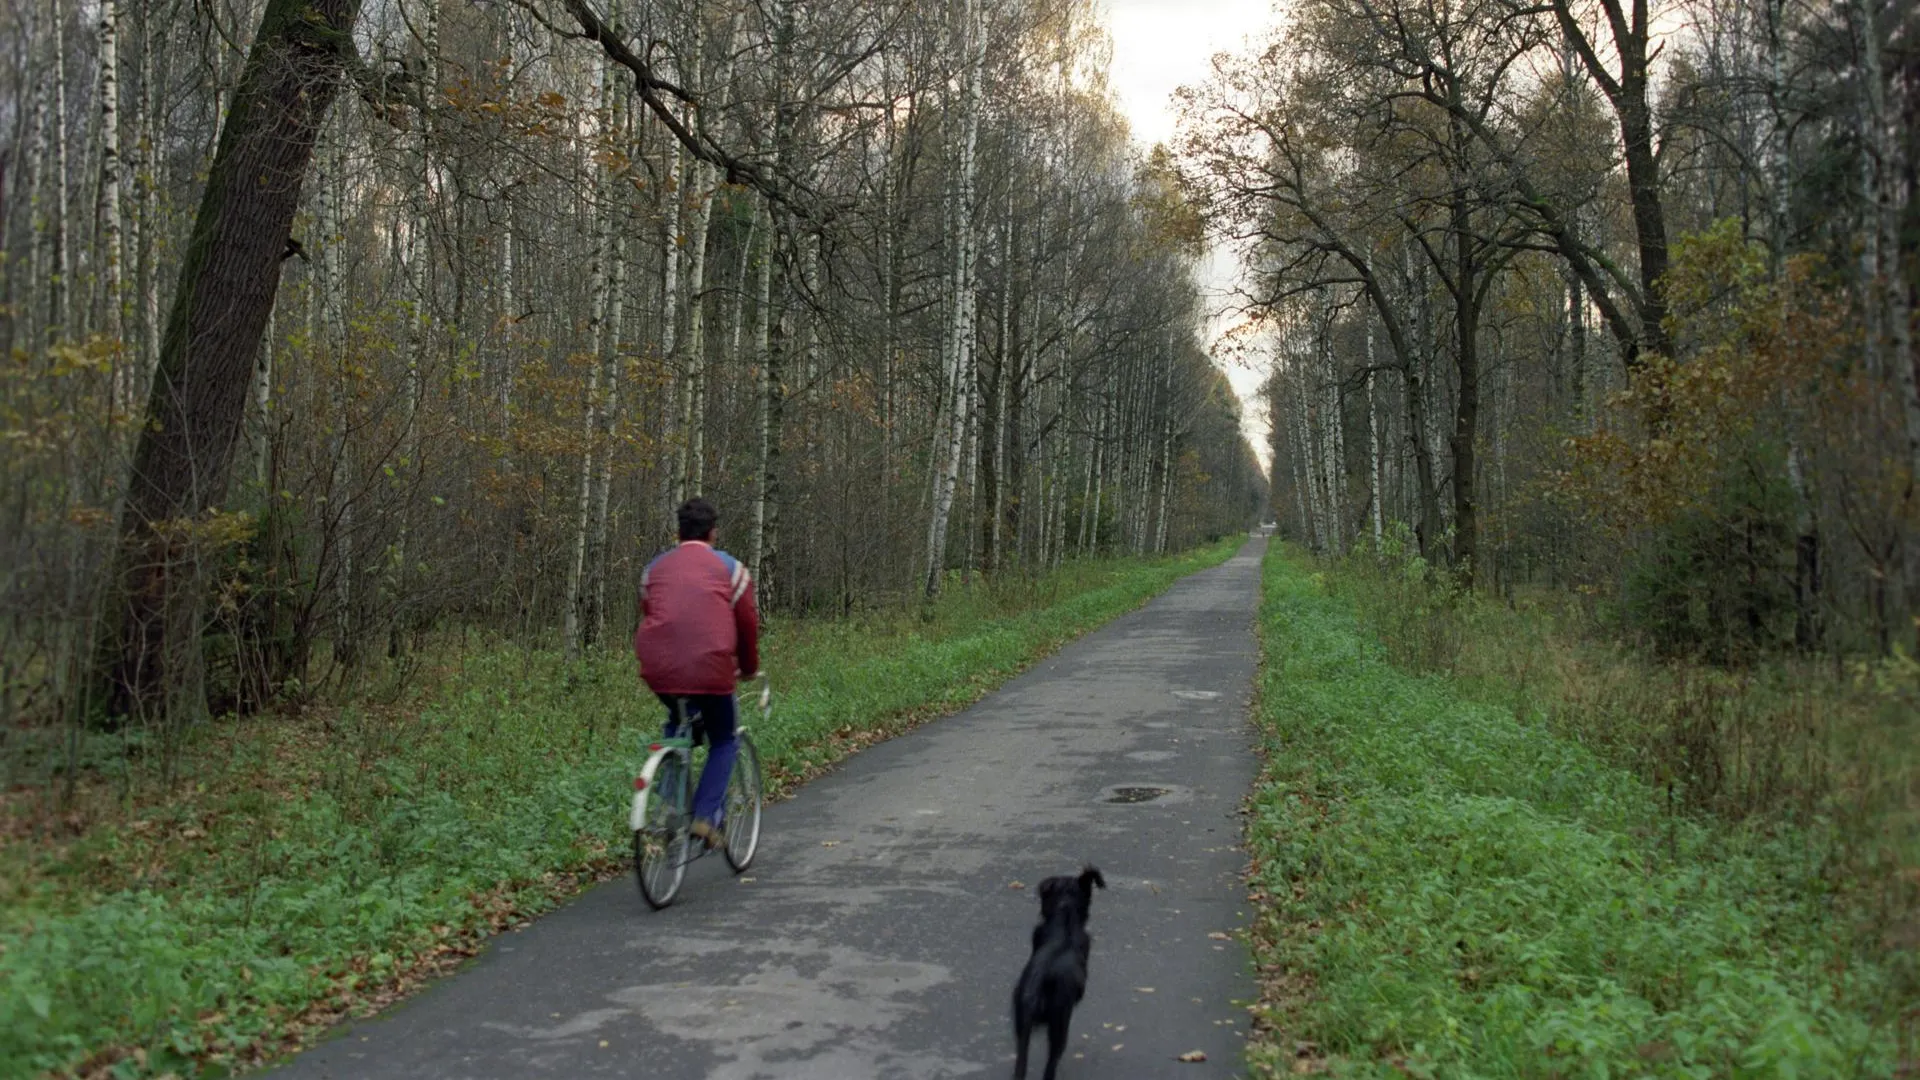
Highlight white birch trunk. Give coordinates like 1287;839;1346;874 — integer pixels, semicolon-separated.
52;2;72;342
989;226;1011;570
962;365;980;583
23;41;50;350
249;308;275;492
136;2;160;393
1154;410;1174;554
798;233;821;462
1293;360;1325;551
586;226;625;645
1366;307;1384;546
1152;340;1175;554
499;195;516;430
1288;377;1314;549
681;176;713;496
923;0;983;598
1087;398;1109;556
1321;300;1346;555
320;112;355;663
1861;0;1920;484
98;0;126;404
1057;420;1073;569
749;201;776;591
1077;401;1098;555
391;0;439;653
563;64;619;658
661;134;684;489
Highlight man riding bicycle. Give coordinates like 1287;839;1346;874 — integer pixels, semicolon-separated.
634;498;760;850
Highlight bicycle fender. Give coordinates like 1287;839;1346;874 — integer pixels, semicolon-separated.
630;750;671;831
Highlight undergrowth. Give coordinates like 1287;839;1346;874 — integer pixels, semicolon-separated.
1245;544;1912;1078
0;540;1236;1078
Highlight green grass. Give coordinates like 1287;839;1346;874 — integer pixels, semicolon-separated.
1244;546;1905;1078
0;540;1237;1078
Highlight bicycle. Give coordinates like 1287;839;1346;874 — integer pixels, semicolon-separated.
629;674;767;909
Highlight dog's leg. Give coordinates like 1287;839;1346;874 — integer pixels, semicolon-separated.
1041;1012;1070;1080
1012;1013;1032;1080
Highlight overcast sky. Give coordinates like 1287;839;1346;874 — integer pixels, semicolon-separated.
1100;0;1279;473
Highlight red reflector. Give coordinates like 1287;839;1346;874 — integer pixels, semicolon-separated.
633;776;648;791
648;743;664;753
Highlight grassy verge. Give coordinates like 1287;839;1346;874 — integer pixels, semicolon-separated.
1244;545;1908;1078
0;540;1237;1078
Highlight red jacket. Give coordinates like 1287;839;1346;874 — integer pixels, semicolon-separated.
634;541;760;695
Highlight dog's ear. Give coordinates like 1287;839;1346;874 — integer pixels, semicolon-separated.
1080;866;1106;891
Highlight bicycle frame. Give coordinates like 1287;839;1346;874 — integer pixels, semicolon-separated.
629;676;768;832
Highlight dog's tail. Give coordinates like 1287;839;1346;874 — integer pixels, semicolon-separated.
1080;866;1106;891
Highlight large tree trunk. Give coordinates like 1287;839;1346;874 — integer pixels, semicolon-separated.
1618;97;1670;361
106;0;363;719
1556;0;1672;364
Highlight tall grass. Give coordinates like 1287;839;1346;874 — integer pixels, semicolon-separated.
1334;532;1917;940
1245;544;1913;1078
0;541;1237;1078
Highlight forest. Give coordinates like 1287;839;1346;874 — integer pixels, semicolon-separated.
0;0;1265;747
1182;0;1917;661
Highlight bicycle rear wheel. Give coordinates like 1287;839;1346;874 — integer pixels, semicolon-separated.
724;733;763;872
636;752;690;909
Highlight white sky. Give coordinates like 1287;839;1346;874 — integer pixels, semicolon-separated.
1100;0;1279;474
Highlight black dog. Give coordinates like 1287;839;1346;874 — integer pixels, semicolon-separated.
1012;866;1106;1080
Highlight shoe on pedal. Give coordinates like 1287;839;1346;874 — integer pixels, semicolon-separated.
690;818;726;850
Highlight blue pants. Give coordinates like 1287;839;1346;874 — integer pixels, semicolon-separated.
656;692;736;825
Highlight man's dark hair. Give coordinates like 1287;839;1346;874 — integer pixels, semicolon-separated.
677;498;718;542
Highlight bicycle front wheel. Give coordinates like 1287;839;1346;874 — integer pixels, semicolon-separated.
724;733;763;872
636;752;690;909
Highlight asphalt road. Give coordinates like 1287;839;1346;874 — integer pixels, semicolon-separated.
272;538;1265;1080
